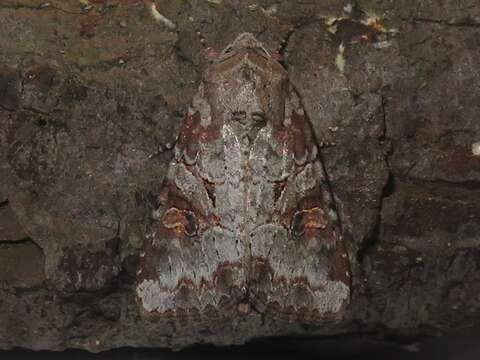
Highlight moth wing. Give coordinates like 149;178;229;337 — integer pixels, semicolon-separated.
249;91;351;322
136;113;247;322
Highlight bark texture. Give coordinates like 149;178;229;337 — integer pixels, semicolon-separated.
0;0;479;351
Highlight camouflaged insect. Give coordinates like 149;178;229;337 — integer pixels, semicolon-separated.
136;33;351;323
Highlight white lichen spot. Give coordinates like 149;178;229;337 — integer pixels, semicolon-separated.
148;1;176;30
360;10;386;32
75;272;83;288
328;208;338;221
373;40;393;49
310;144;318;160
325;16;340;26
335;43;346;74
402;343;421;353
263;4;278;16
472;142;480;156
343;3;353;14
327;23;338;34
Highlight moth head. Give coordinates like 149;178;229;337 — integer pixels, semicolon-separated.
218;65;271;141
229;109;267;142
218;33;271;62
207;38;288;135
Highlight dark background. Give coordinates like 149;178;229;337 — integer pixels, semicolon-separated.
2;326;480;359
1;0;480;354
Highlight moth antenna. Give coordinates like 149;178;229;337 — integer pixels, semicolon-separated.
194;30;218;63
277;25;295;59
277;17;313;63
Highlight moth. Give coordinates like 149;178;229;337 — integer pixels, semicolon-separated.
136;33;350;323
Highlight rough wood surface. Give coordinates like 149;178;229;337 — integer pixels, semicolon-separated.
0;0;479;351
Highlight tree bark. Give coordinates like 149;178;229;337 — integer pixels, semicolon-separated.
0;0;479;351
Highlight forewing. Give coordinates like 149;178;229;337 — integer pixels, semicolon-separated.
248;90;351;322
136;111;247;322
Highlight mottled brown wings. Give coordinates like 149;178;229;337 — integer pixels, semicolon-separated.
136;108;248;321
248;90;350;322
136;33;350;325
